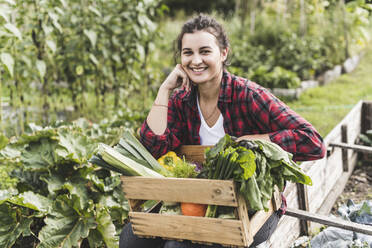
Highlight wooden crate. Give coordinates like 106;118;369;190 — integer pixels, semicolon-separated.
121;145;282;247
121;177;281;247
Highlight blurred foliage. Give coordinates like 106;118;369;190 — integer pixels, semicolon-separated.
0;0;167;135
229;0;371;88
163;0;235;16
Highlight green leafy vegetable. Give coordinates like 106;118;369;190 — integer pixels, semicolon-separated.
202;134;312;213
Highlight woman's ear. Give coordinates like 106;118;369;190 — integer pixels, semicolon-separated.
221;47;229;63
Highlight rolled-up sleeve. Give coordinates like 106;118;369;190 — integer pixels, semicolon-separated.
250;88;326;161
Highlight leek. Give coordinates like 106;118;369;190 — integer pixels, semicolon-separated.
98;143;164;178
122;131;166;174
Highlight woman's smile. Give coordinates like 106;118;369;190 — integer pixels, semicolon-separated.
190;66;208;74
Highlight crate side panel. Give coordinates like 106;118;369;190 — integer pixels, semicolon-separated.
121;177;238;206
269;216;301;248
129;212;246;247
269;183;301;248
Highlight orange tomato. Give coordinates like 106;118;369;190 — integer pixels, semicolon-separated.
181;202;207;217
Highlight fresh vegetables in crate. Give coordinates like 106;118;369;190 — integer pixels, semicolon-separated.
200;134;312;217
90;131;311;219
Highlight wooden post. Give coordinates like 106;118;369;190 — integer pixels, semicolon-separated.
361;101;372;164
296;183;310;235
361;101;372;133
341;124;348;172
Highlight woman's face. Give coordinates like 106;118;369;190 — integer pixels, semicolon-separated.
181;30;228;85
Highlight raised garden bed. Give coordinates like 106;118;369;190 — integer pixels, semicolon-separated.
271;53;364;100
266;100;372;247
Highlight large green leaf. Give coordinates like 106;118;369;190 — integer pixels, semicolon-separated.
0;189;18;204
8;191;52;213
254;139;294;162
21;138;59;171
17;128;57;145
37;195;96;248
63;181;89;214
56;128;97;164
38;215;96;248
0;204;33;248
96;208;118;248
40;172;65;195
236;149;256;180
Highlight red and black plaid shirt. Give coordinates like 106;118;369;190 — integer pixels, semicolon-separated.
140;71;325;161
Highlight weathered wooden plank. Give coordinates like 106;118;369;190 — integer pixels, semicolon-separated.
329;142;372;154
272;186;282;211
296;183;310;235
307;156;336;213
129;212;246;247
285;208;372;236
121;177;238;207
307;101;362;213
269;216;301;248
341;124;349;172
249;199;274;236
361;101;372;133
316;152;358;216
237;194;253;246
269;182;301;248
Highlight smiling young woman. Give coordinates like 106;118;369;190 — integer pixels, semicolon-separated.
119;14;326;248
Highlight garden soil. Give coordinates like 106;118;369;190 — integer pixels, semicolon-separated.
291;160;372;247
331;160;372;213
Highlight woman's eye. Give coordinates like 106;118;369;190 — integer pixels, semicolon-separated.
201;50;211;54
183;51;192;55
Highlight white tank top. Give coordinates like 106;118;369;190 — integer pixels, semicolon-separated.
197;97;225;145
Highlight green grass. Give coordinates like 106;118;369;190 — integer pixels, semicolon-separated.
286;42;372;137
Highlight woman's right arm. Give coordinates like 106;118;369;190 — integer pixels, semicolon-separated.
140;65;190;158
146;64;190;135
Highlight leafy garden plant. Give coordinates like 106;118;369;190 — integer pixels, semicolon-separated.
0;121;131;247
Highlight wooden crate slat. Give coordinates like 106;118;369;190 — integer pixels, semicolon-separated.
249;199;274;236
237;194;253;245
121;177;238;207
176;145;211;164
129;212;247;247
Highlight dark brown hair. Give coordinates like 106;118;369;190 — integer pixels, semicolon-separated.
174;14;230;66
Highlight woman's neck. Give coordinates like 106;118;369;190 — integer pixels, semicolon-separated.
197;69;223;102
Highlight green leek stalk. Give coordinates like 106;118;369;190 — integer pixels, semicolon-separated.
98;143;164;178
122;131;167;174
